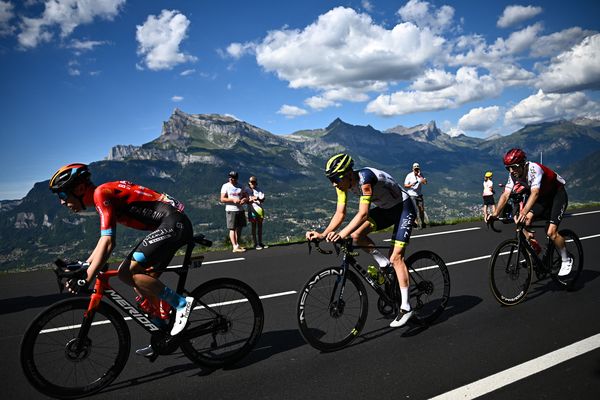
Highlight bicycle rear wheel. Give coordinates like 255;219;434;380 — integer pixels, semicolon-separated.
297;268;368;352
20;298;130;399
407;250;450;324
180;278;264;368
550;229;584;289
489;239;532;306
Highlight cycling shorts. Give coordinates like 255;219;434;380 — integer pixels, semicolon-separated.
131;212;193;270
483;195;495;206
530;186;568;226
368;198;416;248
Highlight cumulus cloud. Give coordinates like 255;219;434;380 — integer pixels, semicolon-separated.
361;1;374;12
530;27;596;58
409;69;454;91
504;90;600;126
397;0;455;34
255;7;445;94
277;105;308;119
136;9;197;71
458;106;501;131
225;41;256;59
0;0;15;36
497;5;542;28
536;34;600;93
366;67;502;116
18;0;124;48
68;38;107;51
171;96;183;102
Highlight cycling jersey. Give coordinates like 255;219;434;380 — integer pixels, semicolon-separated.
336;167;414;247
337;167;409;209
504;162;565;200
94;181;185;236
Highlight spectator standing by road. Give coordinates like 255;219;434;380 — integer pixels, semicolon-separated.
404;162;428;228
220;171;248;252
482;171;496;220
244;176;268;250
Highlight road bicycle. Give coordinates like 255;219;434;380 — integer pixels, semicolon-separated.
488;218;583;306
297;239;450;352
20;234;264;399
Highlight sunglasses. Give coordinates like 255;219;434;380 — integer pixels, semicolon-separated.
328;174;344;184
57;191;69;201
505;164;522;171
249;181;257;184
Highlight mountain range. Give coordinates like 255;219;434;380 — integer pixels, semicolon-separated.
2;109;600;271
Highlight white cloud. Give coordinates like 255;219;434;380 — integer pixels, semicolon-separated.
458;106;501;131
361;1;373;12
0;0;15;36
305;96;339;110
536;34;600;93
180;69;196;76
504;90;600;126
446;127;465;137
68;39;107;51
531;27;596;58
171;96;183;102
226;41;256;59
366;67;503;116
497;5;542;28
277;105;308;119
409;69;454;91
18;0;125;48
254;7;445;97
136;9;197;71
397;0;456;34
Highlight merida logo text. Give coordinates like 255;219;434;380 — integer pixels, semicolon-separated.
105;290;160;331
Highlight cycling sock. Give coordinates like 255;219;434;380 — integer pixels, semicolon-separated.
400;286;410;310
559;246;568;262
158;286;187;310
370;249;390;268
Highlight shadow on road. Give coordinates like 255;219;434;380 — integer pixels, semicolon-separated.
226;329;306;369
521;268;600;305
0;293;71;315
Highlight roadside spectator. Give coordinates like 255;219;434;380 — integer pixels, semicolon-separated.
220;171;248;252
244;176;268;250
404;162;428;228
482;171;496;220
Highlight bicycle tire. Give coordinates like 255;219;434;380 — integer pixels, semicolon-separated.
180;278;264;368
489;239;532;306
297;268;368;352
20;298;130;399
406;250;451;324
550;229;584;289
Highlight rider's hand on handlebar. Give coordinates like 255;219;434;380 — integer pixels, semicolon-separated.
66;277;89;294
325;231;342;242
306;231;323;241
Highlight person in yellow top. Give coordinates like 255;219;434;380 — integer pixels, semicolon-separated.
482;171;496;220
305;154;417;328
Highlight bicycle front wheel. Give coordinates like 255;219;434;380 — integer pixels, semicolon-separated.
20;298;130;399
297;268;368;352
407;250;451;324
551;229;584;289
489;239;532;306
180;278;264;368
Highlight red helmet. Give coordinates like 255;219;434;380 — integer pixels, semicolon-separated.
503;148;526;166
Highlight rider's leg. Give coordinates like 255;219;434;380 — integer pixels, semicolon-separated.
389;243;413;328
351;218;390;268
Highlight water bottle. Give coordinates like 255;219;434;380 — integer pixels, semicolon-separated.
367;265;385;285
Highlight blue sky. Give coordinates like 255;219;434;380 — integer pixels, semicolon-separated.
1;0;599;200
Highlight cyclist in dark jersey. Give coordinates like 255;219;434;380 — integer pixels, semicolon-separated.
49;163;194;344
306;154;417;328
487;148;572;276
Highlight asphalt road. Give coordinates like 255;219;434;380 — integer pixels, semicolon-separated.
2;207;600;400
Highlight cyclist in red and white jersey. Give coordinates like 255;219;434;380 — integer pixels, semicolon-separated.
487;148;572;276
49;164;195;343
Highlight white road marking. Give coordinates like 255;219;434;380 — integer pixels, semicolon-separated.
40;290;297;334
167;257;245;269
570;210;600;216
384;227;481;241
430;333;600;400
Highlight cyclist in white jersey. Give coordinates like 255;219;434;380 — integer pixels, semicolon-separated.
306;154;417;328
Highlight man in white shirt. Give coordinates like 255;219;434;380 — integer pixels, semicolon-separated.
404;162;428;228
220;171;248;252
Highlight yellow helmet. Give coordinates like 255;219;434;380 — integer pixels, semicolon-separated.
484;171;493;178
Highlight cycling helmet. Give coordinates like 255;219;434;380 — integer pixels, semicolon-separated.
484;171;493;178
49;163;91;193
503;148;526;166
325;153;354;178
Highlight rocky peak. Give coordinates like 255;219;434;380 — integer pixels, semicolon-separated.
385;120;443;142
